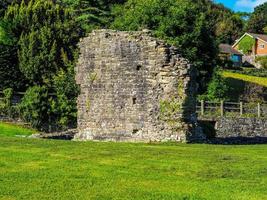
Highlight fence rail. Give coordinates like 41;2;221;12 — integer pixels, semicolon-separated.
197;100;267;118
1;91;267;119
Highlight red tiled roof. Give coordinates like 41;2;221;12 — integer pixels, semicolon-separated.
248;33;267;43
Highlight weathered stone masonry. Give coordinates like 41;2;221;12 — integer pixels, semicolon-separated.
215;118;267;138
75;30;203;142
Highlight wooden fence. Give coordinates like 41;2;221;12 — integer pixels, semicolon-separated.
196;100;267;118
0;91;56;105
1;91;267;119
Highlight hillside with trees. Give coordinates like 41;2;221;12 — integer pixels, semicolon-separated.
0;0;263;131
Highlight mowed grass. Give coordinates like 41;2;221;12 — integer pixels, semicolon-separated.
222;71;267;87
0;122;37;137
1;130;267;200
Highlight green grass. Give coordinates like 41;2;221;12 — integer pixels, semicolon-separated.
1;134;267;199
0;122;36;137
222;71;267;87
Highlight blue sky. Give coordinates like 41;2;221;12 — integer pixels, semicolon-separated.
215;0;267;12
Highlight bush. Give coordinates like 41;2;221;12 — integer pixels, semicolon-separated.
198;67;230;102
19;86;51;131
52;67;78;130
0;88;18;118
19;68;78;132
255;56;267;69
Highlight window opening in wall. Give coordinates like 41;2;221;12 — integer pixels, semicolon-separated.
136;65;142;71
132;129;139;134
133;97;137;105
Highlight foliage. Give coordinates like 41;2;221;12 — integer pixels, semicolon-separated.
52;66;79;129
2;0;83;131
237;35;255;54
160;99;181;120
58;0;126;32
19;86;51;131
222;71;267;87
255;56;267;69
0;20;27;91
211;4;245;44
247;2;267;33
0;88;17;117
199;68;230;102
0;44;28;91
4;0;83;86
1;137;267;199
111;0;218;91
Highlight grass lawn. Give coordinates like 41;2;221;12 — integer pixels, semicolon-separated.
0;122;37;137
222;71;267;87
1;126;267;200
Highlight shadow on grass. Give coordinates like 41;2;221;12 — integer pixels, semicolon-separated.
208;137;267;145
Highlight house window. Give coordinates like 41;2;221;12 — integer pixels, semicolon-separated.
259;44;265;49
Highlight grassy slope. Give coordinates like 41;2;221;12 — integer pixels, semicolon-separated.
222;71;267;87
0;136;267;200
0;122;36;137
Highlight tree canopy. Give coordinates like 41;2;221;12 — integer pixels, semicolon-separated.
0;0;261;131
247;2;267;33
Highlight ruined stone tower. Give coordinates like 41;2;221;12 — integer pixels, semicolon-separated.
75;29;202;142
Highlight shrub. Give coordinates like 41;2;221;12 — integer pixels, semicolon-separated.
199;67;230;102
255;56;267;69
0;88;18;118
19;86;51;130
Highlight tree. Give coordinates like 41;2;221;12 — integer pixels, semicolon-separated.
3;0;83;131
0;44;27;90
58;0;127;32
111;0;217;91
211;5;245;44
199;67;230;102
5;0;83;86
247;2;267;33
0;17;27;90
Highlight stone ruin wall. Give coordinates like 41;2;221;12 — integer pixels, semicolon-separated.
215;118;267;138
75;30;203;142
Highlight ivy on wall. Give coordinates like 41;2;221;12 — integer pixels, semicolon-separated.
238;35;255;54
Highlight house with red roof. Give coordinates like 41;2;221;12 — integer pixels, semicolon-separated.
232;33;267;68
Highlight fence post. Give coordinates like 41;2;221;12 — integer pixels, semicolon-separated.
201;100;204;116
220;100;224;117
240;102;243;116
258;103;261;118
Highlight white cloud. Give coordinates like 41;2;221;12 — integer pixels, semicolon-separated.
235;0;267;11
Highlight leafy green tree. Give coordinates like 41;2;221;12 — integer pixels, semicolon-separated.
203;3;247;44
19;86;52;130
5;0;83;86
52;67;78;129
247;2;267;33
0;44;28;90
59;0;126;32
3;0;83;131
199;68;229;102
0;18;27;90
